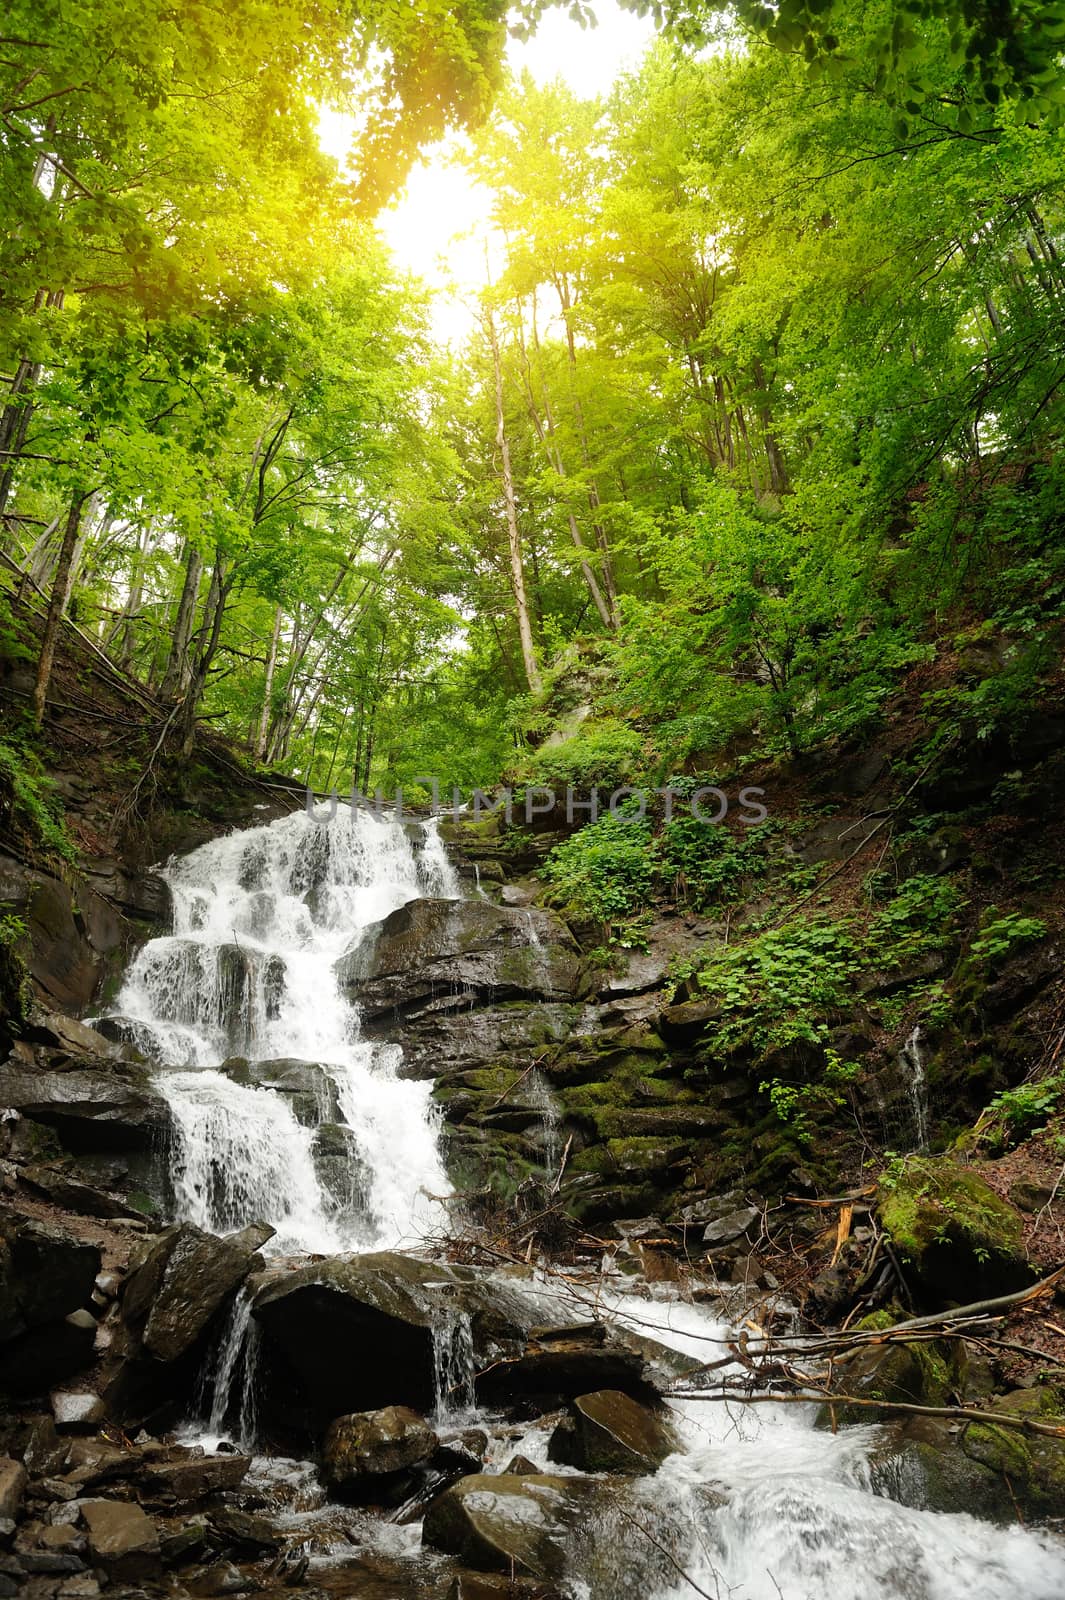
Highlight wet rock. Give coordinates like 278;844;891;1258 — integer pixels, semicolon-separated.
322;1406;439;1501
501;1456;541;1476
19;1165;154;1222
816;1322;952;1427
0;1459;26;1521
0;1065;170;1150
701;1205;760;1247
37;1526;86;1556
51;1392;106;1432
121;1223;263;1363
311;1123;370;1211
474;1324;678;1412
221;1058;340;1125
82;1499;159;1580
422;1473;609;1579
22;1417;68;1478
338;899;582;1017
207;1508;281;1554
160;1521;211;1566
189;1559;249;1595
548;1390;678;1475
959;1385;1065;1516
138;1451;251;1506
871;1417;1016;1522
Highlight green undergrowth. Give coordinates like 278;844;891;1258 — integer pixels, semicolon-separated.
0;737;77;864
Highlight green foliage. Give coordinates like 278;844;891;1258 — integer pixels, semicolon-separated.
869;873;965;963
544;812;658;923
526;720;645;791
968;911;1048;965
981;1073;1065;1149
694;916;860;1053
659;815;768;907
0;740;76;863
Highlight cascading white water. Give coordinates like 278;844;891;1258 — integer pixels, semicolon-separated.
100;803;458;1254
901;1023;931;1153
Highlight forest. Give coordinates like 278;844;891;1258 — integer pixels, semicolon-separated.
2;0;1063;812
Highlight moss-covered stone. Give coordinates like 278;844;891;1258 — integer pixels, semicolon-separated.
961;1385;1065;1516
877;1156;1033;1306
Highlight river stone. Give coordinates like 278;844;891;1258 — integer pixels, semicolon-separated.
82;1499;160;1579
422;1473;610;1578
207;1508;281;1553
701;1205;760;1246
20;1165;151;1222
51;1391;107;1431
138;1452;251;1505
0;1459;26;1520
322;1406;439;1499
121;1223;261;1363
337;898;582;1016
548;1390;678;1474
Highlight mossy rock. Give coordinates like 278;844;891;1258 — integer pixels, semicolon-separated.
877;1157;1033;1307
570;1136;690;1183
961;1385;1065;1516
816;1334;953;1428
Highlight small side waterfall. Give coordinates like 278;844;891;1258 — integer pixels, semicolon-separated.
431;1304;476;1423
197;1288;260;1448
99;803;455;1253
527;1068;561;1176
901;1023;931;1152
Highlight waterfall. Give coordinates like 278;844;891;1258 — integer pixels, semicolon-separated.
431;1304;476;1423
98;804;453;1253
197;1288;260;1449
526;1068;561;1176
901;1023;930;1152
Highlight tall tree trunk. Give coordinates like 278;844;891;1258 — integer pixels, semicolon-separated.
161;545;204;697
179;554;227;755
33;490;87;725
255;605;283;763
517;312;614;629
486;308;541;695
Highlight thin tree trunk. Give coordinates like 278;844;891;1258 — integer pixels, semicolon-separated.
33;491;87;725
179;554;227;755
486;308;541;695
255;604;283;763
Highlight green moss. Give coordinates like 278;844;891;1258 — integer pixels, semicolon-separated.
879;1157;1023;1261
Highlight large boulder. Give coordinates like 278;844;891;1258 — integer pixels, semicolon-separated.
548;1390;678;1474
321;1405;439;1501
877;1158;1034;1307
250;1253;689;1437
337;900;582;1017
220;1057;340;1125
422;1474;609;1579
121;1223;264;1362
251;1253;488;1429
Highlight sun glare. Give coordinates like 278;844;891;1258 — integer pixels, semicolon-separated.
319;1;654;344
